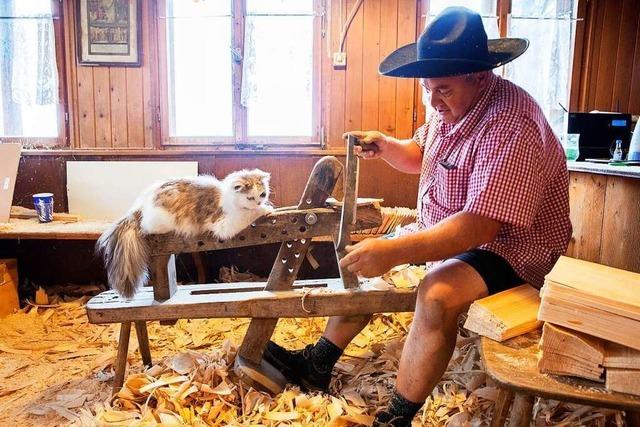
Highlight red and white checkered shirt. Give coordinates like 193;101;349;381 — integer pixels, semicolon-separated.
404;73;571;287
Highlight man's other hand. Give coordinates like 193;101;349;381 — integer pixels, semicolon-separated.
343;130;388;159
339;238;398;278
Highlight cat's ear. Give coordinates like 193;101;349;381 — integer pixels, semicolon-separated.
233;182;245;192
257;170;271;181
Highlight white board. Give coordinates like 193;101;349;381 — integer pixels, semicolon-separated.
67;161;198;220
0;144;22;223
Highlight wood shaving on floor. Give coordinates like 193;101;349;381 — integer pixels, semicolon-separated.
0;268;626;426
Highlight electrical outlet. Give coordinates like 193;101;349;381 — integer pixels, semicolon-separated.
332;52;347;69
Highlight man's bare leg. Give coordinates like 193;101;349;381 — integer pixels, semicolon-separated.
323;315;372;349
374;259;488;425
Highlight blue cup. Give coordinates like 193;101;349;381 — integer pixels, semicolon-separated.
33;193;54;223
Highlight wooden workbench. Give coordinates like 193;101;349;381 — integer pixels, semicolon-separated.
0;217;109;240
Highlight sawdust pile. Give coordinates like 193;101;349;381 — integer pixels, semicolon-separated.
0;266;627;426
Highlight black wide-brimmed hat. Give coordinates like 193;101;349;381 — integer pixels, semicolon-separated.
379;7;528;78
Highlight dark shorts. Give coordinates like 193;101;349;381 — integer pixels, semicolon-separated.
453;248;525;294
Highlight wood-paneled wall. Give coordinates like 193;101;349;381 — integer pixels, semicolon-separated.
64;0;156;148
566;171;640;273
571;0;640;113
325;0;420;147
64;0;422;149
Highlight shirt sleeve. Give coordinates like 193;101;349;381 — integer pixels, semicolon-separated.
463;114;546;228
412;124;428;152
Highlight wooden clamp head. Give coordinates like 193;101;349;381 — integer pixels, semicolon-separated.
335;135;361;289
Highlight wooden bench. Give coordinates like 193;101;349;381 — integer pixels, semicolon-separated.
481;330;640;426
86;149;419;394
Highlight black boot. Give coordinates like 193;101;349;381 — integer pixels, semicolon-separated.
263;339;341;392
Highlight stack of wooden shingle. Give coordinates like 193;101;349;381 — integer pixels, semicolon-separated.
537;256;640;396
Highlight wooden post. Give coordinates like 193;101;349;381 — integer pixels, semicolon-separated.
151;254;177;301
507;393;534;427
334;135;360;289
237;156;342;373
134;321;152;367
491;388;515;427
113;322;132;394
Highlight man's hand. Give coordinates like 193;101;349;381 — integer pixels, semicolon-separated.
339;238;399;278
343;130;390;159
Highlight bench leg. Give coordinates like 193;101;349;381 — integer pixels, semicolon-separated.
113;322;132;395
507;393;534;427
625;410;640;427
491;387;515;427
134;321;152;368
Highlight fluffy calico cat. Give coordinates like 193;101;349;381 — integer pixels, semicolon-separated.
96;169;273;298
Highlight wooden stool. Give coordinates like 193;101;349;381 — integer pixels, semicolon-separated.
481;330;640;426
87;144;419;395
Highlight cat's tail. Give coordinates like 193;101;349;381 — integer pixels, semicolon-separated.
96;210;149;299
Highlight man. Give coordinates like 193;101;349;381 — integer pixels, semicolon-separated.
264;7;572;426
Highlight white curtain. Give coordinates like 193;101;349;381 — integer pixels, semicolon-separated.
8;1;59;106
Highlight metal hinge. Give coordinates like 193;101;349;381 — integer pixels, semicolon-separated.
413;109;418;122
156;106;161;123
64;112;69;122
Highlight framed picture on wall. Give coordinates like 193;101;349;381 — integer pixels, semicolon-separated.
76;0;141;66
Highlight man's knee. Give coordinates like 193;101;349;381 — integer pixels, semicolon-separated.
415;260;488;326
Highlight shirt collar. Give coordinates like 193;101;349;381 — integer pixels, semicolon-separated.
438;73;499;139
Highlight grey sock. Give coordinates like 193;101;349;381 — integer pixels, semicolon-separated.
309;336;343;373
373;390;424;427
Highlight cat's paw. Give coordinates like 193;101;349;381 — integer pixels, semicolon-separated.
261;204;275;215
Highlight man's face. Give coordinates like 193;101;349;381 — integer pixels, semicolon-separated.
420;73;488;124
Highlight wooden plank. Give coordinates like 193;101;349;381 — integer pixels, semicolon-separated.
600;176;640;272
134;321;152;367
344;0;364;134
546;256;640;311
566;171;606;262
606;342;640;370
630;10;640;114
593;0;623;110
481;332;640;411
85;286;417;324
612;0;640;113
568;0;587;112
361;0;381;131
126;68;145;148
278;157;316;206
147;204;380;256
539;292;640;351
538;323;604;382
378;0;398;136
463;285;542;342
109;68;129;148
607;368;640;397
328;0;346;146
76;67;96;148
93;68;112;148
395;0;416;139
585;0;606;110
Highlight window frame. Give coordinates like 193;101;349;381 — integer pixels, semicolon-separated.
157;0;323;148
0;0;68;147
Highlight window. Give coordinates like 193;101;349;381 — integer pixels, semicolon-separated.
160;0;321;147
424;0;577;137
0;0;66;145
505;0;575;135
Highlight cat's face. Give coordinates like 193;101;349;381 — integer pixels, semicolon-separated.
226;169;271;210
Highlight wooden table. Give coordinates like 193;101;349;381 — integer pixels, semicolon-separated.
481;330;640;426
